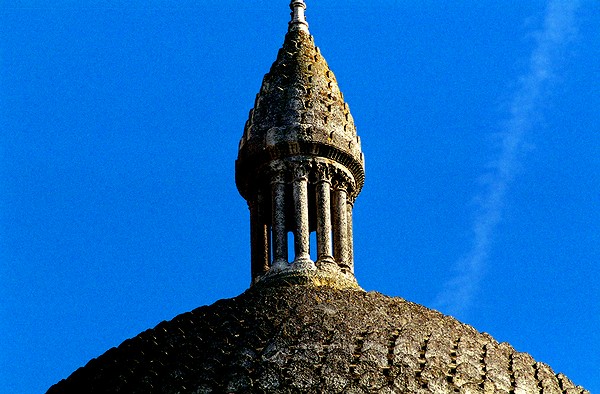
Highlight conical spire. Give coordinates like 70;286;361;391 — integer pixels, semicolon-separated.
236;1;364;289
237;3;364;200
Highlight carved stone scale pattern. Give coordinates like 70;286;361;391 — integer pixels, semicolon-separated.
47;286;590;393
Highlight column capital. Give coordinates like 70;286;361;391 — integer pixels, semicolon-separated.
267;160;288;185
291;162;310;182
269;169;286;185
331;168;356;194
332;175;349;192
314;162;332;184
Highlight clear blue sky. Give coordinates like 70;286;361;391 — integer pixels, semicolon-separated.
1;1;598;393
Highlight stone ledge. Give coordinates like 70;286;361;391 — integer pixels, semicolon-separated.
253;265;362;290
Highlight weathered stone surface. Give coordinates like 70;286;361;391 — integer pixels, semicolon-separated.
235;28;365;202
47;285;588;393
47;4;589;393
236;2;365;286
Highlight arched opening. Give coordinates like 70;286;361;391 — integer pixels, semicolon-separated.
287;231;294;264
310;231;317;261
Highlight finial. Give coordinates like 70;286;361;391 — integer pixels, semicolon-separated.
289;0;309;33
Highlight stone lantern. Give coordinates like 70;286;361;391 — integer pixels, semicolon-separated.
236;0;365;288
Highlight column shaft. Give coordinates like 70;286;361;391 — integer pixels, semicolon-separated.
316;180;334;263
249;208;270;280
346;202;354;273
292;174;311;264
258;191;271;274
333;187;348;268
248;201;260;283
271;179;288;269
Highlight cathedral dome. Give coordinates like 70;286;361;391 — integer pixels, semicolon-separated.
46;2;589;393
47;285;587;393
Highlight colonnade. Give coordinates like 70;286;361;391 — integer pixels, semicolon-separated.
249;159;355;282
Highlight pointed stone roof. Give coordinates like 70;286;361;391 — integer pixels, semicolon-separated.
47;286;589;393
235;16;364;202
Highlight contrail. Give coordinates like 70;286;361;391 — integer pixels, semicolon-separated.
433;0;580;317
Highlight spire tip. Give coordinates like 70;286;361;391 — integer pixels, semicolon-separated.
289;0;309;33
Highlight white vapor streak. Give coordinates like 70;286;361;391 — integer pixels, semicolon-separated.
433;0;579;317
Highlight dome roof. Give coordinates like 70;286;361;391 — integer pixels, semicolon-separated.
46;3;589;393
235;27;365;201
47;285;588;393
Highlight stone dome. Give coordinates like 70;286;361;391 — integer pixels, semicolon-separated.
46;2;589;393
47;285;588;393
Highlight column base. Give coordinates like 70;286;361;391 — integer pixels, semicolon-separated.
316;257;337;272
292;255;316;271
271;259;289;272
253;265;361;290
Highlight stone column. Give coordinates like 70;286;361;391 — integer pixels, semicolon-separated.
249;190;270;283
271;171;288;270
249;201;260;281
346;198;354;273
315;164;334;264
332;178;349;269
292;163;313;268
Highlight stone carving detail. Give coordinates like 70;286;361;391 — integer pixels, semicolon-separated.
331;167;355;197
314;161;332;184
269;165;287;185
331;176;348;192
291;162;310;182
347;193;356;206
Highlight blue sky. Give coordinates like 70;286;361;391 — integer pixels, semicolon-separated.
1;1;598;393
